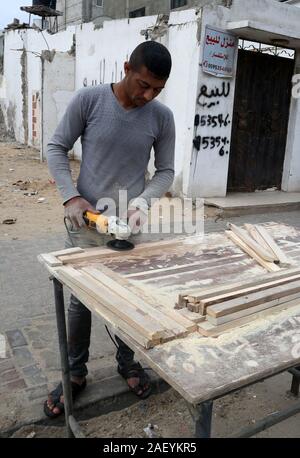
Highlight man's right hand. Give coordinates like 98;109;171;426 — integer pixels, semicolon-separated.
64;196;98;229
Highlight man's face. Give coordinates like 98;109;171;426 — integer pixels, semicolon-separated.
124;63;167;107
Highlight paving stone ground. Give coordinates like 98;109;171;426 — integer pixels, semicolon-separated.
1;210;300;435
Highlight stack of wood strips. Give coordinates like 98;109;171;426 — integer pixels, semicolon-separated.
39;248;198;349
225;223;291;272
176;267;300;337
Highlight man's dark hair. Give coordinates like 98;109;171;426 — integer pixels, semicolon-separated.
129;41;172;79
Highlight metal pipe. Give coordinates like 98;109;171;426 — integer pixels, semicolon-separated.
291;375;300;397
64;0;66;30
230;401;300;438
53;277;74;438
69;415;85;438
125;0;130;18
289;367;300;378
186;400;213;438
289;368;300;396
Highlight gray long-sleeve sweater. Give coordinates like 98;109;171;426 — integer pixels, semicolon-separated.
47;84;175;213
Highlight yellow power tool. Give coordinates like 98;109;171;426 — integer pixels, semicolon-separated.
82;210;134;251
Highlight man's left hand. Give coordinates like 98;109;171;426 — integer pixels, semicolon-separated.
127;208;148;235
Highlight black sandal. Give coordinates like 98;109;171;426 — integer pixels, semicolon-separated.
117;362;152;400
44;379;87;419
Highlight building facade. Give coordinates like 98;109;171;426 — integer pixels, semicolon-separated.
1;0;300;198
55;0;202;30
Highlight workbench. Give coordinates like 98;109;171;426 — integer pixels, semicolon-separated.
39;222;300;438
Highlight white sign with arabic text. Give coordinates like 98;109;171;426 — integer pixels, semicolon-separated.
202;26;238;78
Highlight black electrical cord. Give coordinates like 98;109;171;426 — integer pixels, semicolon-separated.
64;217;75;247
105;325;152;373
105;325;120;350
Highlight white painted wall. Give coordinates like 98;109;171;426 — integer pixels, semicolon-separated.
188;5;238;198
188;0;300;197
1;27;75;146
286;0;300;7
161;10;200;196
0;30;25;142
42;51;75;160
282;51;300;191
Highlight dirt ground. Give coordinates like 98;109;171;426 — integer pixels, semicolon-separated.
9;382;300;438
0;142;80;240
2;142;299;439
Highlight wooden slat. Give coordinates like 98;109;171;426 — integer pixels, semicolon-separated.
207;279;300;318
228;223;277;262
54;272;156;349
183;267;300;303
187;302;201;313
82;266;189;337
57;237;187;264
255;225;291;265
177;308;206;323
124;254;244;279
38;253;63;267
186;295;197;304
207;291;300;325
57;266;169;340
226;230;280;272
244;224;277;259
132;258;247;284
199;272;300;314
86;263;197;333
175;294;188;309
198;299;300;337
53;247;85;257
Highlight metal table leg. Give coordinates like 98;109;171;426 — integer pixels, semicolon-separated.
53;277;74;438
186;400;213;438
289;367;300;397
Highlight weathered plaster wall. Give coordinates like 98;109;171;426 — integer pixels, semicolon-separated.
1;27;75;146
282;51;300;192
0;33;4;75
42;51;75;159
0;30;25;142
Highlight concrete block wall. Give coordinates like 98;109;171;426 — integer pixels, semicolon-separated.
31;92;40;147
56;0;83;30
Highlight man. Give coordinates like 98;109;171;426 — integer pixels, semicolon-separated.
44;41;175;418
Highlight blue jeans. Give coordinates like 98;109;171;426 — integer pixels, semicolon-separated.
65;226;135;377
